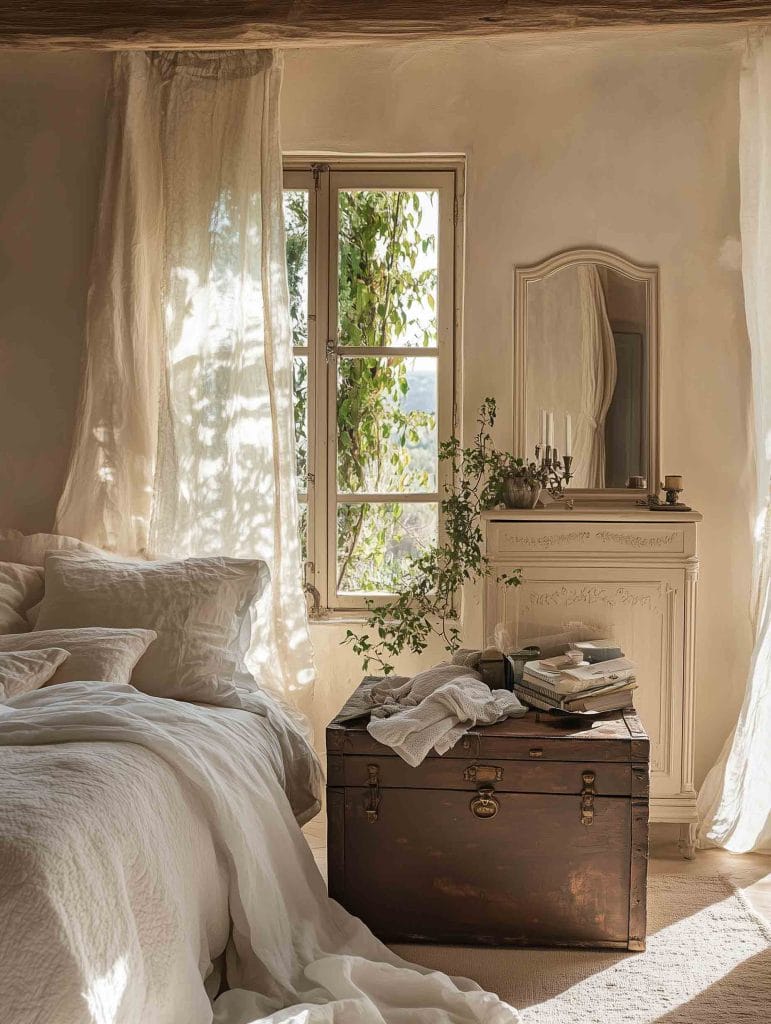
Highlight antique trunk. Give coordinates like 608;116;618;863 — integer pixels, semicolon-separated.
326;687;650;950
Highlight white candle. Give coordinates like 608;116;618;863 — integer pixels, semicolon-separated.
565;413;572;456
541;409;547;447
547;411;554;448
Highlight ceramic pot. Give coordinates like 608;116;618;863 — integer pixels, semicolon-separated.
503;477;541;509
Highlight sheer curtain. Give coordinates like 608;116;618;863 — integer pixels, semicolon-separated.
573;265;617;488
697;30;771;853
56;51;315;711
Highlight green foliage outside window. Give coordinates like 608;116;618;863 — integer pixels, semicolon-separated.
284;187;440;594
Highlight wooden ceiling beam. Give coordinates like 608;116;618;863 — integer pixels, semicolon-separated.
0;2;769;51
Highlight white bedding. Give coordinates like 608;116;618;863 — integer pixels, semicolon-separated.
0;684;518;1024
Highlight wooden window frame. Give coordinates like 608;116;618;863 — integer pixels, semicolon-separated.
284;157;463;616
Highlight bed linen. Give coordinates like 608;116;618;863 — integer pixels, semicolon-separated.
0;683;517;1024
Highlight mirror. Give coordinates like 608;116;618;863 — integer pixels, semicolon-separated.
514;249;659;495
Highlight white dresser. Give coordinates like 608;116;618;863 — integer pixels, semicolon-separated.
483;506;702;856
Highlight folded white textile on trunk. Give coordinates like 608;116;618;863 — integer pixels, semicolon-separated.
0;682;518;1024
367;664;527;766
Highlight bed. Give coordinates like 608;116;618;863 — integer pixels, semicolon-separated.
0;539;517;1024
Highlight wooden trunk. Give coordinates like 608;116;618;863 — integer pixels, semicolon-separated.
327;689;650;950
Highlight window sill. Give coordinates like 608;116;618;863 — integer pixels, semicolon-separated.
308;612;371;626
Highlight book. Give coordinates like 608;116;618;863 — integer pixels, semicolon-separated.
514;679;636;714
522;656;636;695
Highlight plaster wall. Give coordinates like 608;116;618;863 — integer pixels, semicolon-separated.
0;30;754;788
280;31;754;784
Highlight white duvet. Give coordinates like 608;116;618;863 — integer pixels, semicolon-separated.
0;683;518;1024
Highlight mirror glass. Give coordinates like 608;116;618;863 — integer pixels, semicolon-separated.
522;256;653;491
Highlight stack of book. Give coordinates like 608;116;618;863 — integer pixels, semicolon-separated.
510;651;637;715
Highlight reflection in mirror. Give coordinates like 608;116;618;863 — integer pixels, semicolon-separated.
524;260;650;490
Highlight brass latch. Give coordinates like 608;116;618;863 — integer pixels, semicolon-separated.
463;764;503;783
470;785;500;819
580;769;596;826
364;763;380;823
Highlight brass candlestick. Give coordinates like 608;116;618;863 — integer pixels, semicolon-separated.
535;443;573;497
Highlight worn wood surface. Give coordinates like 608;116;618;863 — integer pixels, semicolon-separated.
1;2;769;51
326;787;345;902
340;753;633;795
327;686;650;949
327;706;645;762
629;789;650;950
341;788;633;947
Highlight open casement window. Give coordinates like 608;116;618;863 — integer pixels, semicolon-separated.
283;162;460;614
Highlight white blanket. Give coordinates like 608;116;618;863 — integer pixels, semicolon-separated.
0;683;518;1024
367;665;527;766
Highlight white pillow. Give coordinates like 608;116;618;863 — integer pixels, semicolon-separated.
0;562;44;634
0;647;70;699
0;627;156;687
0;531;104;568
36;553;269;706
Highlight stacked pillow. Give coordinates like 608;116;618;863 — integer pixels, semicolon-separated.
0;561;44;633
0;648;70;699
0;531;269;707
0;627;156;687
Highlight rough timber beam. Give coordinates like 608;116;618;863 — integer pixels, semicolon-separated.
0;2;770;51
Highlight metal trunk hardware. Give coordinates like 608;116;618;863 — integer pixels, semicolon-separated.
581;769;596;826
463;764;503;783
364;763;380;823
470;785;500;819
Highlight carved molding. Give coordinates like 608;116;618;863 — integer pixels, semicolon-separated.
499;530;592;550
595;529;680;550
522;583;659;613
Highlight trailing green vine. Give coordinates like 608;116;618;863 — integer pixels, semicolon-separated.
343;398;522;675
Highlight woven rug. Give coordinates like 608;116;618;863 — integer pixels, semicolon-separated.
392;874;771;1023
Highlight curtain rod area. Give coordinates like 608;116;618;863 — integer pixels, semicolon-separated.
0;1;770;51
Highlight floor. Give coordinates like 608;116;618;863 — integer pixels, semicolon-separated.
302;817;771;924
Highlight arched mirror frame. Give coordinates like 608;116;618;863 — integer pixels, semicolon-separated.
513;247;660;502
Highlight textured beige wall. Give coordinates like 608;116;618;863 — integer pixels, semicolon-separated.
280;30;755;784
0;31;753;787
0;53;110;532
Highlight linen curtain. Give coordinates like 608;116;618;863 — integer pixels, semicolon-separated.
573;265;617;488
697;30;771;853
56;51;315;711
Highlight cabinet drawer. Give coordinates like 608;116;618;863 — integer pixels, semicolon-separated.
486;521;689;559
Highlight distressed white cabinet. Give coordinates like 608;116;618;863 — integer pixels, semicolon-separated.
483;507;701;856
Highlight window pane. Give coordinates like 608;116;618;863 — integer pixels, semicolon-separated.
298;501;308;564
283;189;309;347
337;356;437;494
293;355;308;490
337;502;437;594
338;190;438;348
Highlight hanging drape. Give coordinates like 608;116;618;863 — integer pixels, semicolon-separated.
55;51;315;711
573;265;618;488
697;30;771;854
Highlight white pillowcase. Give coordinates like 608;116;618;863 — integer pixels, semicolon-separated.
35;553;269;706
0;627;156;687
0;647;70;699
0;562;44;634
0;531;104;568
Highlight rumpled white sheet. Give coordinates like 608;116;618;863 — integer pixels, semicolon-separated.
367;665;527;767
0;683;518;1024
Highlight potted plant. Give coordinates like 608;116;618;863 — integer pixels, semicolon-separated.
343;398;521;675
497;454;549;509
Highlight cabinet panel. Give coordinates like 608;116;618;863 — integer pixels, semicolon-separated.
487;565;684;795
487;521;690;559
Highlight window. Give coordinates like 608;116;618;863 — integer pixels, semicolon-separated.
283;161;460;614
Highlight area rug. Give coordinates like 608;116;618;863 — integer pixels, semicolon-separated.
392;875;771;1023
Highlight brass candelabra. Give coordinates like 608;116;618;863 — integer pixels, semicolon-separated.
535;443;574;497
